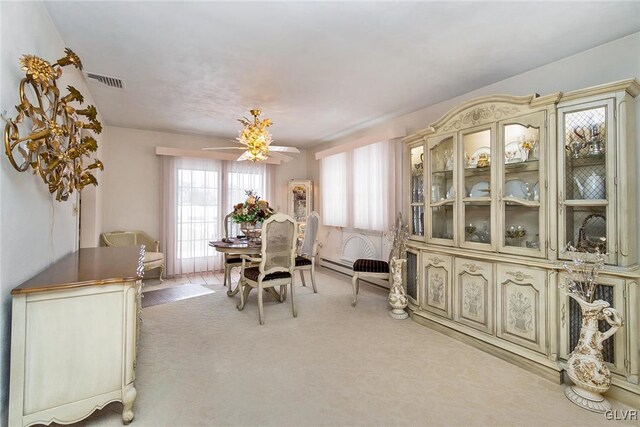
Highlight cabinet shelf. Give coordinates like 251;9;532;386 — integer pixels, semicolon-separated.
464;167;491;177
505;159;540;173
565;154;606;168
502;197;540;207
462;197;491;205
563;199;608;207
430;198;455;207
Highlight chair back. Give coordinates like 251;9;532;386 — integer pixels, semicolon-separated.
102;231;136;247
224;212;241;239
259;213;297;276
300;211;320;257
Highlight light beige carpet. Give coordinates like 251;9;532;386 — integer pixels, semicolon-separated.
78;267;637;426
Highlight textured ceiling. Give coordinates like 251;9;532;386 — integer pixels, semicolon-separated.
45;1;640;147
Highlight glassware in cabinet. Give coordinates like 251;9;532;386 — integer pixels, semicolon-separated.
428;134;456;244
498;113;545;256
460;128;494;249
558;100;616;263
409;144;425;237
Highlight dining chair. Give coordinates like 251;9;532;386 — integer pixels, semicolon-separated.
222;212;243;291
351;212;405;307
236;213;298;325
294;211;320;293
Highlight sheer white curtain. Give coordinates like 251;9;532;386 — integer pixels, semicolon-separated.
321;152;348;227
225;161;271;213
161;157;224;276
353;141;393;231
161;157;274;276
319;140;395;231
224;161;274;237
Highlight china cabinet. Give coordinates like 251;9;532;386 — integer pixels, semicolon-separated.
288;179;313;242
403;79;640;405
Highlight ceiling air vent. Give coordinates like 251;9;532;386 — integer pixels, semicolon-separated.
85;72;124;89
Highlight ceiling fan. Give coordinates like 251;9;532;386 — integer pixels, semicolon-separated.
202;109;299;162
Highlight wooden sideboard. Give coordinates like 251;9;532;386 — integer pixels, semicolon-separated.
8;246;145;426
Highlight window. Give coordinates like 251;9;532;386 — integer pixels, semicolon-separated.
320;140;395;232
163;157;272;275
177;166;220;260
353;141;390;231
321;152;348;227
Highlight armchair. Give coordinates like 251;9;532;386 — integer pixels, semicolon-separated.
101;230;165;282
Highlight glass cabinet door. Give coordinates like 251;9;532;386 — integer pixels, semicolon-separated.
409;144;425;238
499;113;545;256
558;99;616;263
427;134;456;245
460;127;494;249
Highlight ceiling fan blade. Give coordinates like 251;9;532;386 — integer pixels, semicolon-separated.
237;151;251;161
266;151;293;162
202;146;245;151
268;145;300;154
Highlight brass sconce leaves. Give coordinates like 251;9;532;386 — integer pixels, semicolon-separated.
3;48;103;201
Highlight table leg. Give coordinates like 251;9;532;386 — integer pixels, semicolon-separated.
227;278;241;297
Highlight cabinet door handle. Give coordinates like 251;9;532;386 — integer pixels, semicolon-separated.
558;191;564;215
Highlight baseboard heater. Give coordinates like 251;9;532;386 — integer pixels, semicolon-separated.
320;257;390;290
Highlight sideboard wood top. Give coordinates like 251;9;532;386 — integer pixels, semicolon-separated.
12;246;144;295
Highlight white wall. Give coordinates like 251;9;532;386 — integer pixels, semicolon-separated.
309;32;640;264
0;2;104;422
101;126;308;241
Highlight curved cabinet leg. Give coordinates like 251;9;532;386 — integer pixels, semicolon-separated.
122;383;137;424
159;265;164;283
351;274;359;307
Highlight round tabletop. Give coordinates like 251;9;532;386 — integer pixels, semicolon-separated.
209;239;261;254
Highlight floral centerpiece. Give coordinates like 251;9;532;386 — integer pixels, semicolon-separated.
231;190;275;241
559;244;623;413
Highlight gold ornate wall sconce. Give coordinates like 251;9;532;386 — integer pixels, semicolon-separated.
3;48;103;201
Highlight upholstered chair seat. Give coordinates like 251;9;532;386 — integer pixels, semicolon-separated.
353;259;389;273
243;267;292;282
294;256;312;267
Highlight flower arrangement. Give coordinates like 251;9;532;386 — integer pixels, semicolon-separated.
559;243;606;303
387;212;409;266
231;190;275;224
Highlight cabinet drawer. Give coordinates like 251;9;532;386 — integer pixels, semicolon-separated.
453;258;494;334
421;253;453;319
496;264;547;354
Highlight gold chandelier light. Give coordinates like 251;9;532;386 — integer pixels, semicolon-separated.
201;109;299;162
237;109;273;162
3;48;103;201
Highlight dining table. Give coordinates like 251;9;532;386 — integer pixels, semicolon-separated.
208;238;285;303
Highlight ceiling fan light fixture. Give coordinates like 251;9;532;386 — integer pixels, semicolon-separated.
237;109;273;162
